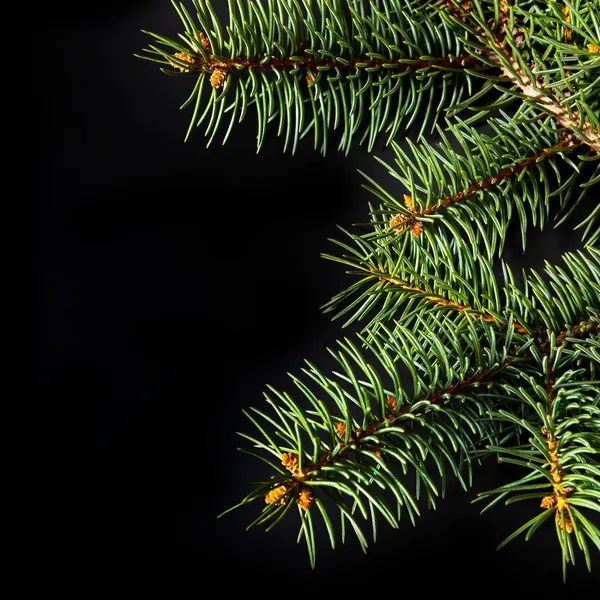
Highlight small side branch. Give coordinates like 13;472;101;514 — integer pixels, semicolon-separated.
373;266;527;334
388;143;576;228
266;364;510;509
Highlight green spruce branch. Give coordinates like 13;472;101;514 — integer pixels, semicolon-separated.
137;0;600;580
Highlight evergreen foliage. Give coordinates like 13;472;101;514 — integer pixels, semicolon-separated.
137;0;599;579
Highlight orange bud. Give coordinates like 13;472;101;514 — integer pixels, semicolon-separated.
211;67;228;88
196;31;211;52
172;52;196;72
411;221;423;238
265;485;289;506
281;453;300;476
335;422;347;438
390;213;408;231
540;495;556;508
297;486;314;511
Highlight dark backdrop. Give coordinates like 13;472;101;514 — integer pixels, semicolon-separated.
38;1;598;592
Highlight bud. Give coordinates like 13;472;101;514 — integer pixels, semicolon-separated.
540;495;556;508
297;486;314;511
265;485;289;506
390;213;408;231
211;67;228;88
411;221;423;238
171;52;195;72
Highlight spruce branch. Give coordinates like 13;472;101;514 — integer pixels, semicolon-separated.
224;314;516;567
138;0;600;579
474;337;600;579
140;1;600;155
137;0;491;153
370;113;587;254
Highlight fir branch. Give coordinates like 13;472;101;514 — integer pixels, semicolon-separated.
503;246;600;333
298;359;512;477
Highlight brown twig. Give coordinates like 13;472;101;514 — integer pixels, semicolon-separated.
169;31;481;88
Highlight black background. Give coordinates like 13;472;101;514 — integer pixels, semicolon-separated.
39;1;598;592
